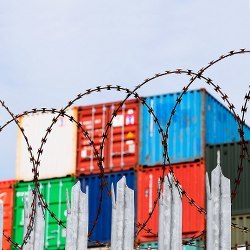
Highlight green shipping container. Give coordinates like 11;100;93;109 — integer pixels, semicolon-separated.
231;214;250;248
12;177;75;249
206;141;250;215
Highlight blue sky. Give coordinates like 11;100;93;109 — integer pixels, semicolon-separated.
0;0;250;179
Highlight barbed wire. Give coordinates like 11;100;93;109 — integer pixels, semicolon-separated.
4;81;248;248
3;83;245;245
2;82;248;248
231;243;250;249
0;49;249;248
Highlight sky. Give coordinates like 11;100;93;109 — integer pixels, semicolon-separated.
0;0;250;179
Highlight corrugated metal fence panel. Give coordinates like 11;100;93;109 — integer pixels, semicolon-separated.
139;90;203;166
0;180;15;250
205;141;250;215
231;214;250;248
12;177;75;249
16;108;77;181
137;161;205;242
205;93;250;144
77;100;139;175
79;170;137;245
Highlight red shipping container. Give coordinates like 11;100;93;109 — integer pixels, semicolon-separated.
77;104;109;175
0;180;15;250
137;161;205;242
76;99;139;175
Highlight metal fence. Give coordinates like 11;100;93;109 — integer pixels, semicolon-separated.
0;153;234;250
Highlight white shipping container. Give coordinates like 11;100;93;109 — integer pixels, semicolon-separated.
16;108;77;180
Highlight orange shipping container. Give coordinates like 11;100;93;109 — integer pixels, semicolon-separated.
0;180;15;250
76;99;139;175
137;161;205;242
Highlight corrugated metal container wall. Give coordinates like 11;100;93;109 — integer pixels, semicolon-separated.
0;180;15;250
12;177;75;249
139;90;203;166
77;100;139;175
77;104;109;175
231;214;250;248
139;89;250;166
206;141;250;215
137;161;205;242
139;240;204;249
16;108;77;181
205;94;250;144
79;170;136;245
107;101;139;170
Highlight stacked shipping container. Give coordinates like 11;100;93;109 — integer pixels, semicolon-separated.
136;89;250;247
79;170;136;245
16;108;77;181
137;162;206;242
12;177;75;249
8;108;77;249
76;100;139;174
140;89;250;166
0;180;15;250
0;88;248;249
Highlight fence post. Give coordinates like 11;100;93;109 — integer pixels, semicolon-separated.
158;174;182;250
33;196;45;249
23;192;33;250
23;190;45;250
206;151;231;250
0;200;3;250
111;176;134;250
65;181;88;250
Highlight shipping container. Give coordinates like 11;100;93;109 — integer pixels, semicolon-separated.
139;89;250;166
12;177;75;249
79;170;137;245
206;141;250;215
0;180;15;250
138;240;204;249
231;214;250;248
138;241;158;249
77;100;139;175
137;161;205;242
87;248;110;250
16;108;77;181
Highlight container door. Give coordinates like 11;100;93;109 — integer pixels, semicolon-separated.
77;105;108;175
107;100;139;171
44;179;73;249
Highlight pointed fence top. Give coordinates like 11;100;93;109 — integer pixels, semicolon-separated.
217;150;220;166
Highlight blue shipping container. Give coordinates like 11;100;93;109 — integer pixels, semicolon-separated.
79;170;137;245
139;89;250;166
